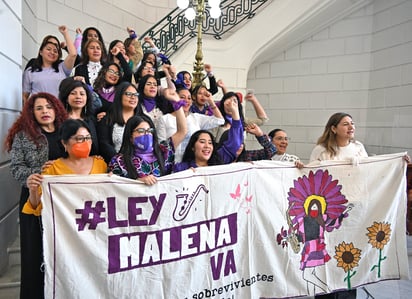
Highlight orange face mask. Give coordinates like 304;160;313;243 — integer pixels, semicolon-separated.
71;142;91;158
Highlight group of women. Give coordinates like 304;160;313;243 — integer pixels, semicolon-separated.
9;23;391;299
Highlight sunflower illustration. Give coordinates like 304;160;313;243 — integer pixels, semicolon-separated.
334;241;361;289
367;221;391;278
367;221;391;250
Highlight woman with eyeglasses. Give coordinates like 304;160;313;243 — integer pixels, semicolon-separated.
24;119;107;215
58;77;99;156
269;128;304;168
23;25;77;104
93;63;127;120
109;106;187;185
134;60;157;84
97;81;141;163
5;92;67;298
107;40;133;82
134;60;175;94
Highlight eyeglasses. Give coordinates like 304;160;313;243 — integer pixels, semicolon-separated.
274;137;290;142
124;91;138;98
107;69;120;77
145;82;158;87
133;128;155;135
143;67;156;72
71;135;92;143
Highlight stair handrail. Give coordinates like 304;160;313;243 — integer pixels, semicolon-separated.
138;0;274;58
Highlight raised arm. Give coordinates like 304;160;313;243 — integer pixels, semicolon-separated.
204;64;218;95
205;92;223;119
59;25;77;70
217;79;228;95
163;89;188;148
244;123;277;160
245;92;268;125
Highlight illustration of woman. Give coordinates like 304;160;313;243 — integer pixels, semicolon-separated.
280;170;352;295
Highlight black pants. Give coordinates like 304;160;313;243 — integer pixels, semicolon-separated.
19;187;44;299
315;289;357;299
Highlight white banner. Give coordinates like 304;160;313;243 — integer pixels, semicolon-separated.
41;153;409;298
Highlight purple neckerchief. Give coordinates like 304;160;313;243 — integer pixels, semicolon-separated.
133;151;157;163
143;97;156;112
98;86;115;103
189;104;213;116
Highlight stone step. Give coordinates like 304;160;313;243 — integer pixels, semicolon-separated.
0;235;20;299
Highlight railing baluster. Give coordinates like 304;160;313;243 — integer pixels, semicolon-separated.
139;0;273;58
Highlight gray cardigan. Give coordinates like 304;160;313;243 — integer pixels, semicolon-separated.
10;131;49;187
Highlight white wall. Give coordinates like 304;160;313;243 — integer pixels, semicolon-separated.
21;0;176;66
0;0;22;273
247;0;412;162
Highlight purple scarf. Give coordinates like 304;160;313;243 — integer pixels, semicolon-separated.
143;97;156;112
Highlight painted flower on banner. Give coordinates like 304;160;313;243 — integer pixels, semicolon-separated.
367;221;391;250
367;221;391;278
334;241;362;289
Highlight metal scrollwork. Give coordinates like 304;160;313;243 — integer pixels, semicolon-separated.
140;0;273;58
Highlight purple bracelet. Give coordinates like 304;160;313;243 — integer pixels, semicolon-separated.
172;99;186;111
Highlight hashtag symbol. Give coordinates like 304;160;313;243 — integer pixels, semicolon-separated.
75;201;106;231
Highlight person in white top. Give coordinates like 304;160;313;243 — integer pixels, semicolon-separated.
309;112;368;163
309;112;365;299
269;128;304;168
157;88;224;162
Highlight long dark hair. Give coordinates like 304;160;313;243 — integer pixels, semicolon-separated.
219;92;245;126
59;119;91;158
81;27;108;61
118;115;165;178
134;60;157;83
93;62;122;90
137;74;173;115
58;77;93;119
105;82;141;126
107;40;123;62
29;35;62;73
181;130;222;166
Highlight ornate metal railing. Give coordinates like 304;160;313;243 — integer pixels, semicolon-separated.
139;0;273;58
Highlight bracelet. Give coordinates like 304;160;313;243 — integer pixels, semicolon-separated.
172;99;186;111
129;32;137;39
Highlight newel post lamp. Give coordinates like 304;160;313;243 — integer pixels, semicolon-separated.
176;0;221;87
